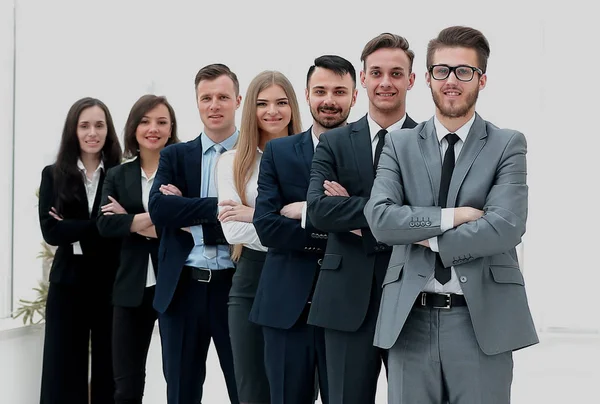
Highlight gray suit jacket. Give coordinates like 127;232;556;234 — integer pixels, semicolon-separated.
364;114;538;355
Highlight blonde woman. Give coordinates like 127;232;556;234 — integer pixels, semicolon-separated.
216;71;302;404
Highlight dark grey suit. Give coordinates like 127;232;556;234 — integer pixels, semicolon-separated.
307;114;417;404
364;114;538;403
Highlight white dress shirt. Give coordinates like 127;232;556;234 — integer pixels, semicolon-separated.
216;148;267;252
141;167;157;287
423;113;476;294
77;158;104;215
366;113;407;159
74;159;104;255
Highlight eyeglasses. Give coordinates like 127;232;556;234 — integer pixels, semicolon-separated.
428;64;483;82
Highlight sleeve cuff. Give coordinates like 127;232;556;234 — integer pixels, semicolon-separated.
428;236;439;252
440;208;454;232
301;202;307;229
190;225;204;246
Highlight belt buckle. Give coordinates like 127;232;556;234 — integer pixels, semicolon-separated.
197;268;212;283
432;292;452;309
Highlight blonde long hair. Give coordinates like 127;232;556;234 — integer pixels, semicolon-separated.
231;71;302;261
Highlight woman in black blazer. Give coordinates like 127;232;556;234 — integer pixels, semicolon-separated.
38;97;122;404
96;94;179;404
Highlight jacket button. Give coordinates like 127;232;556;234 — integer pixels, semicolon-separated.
317;258;323;266
426;221;431;226
460;276;467;283
409;222;414;227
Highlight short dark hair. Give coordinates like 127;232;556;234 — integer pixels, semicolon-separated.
360;33;415;72
194;63;240;95
306;55;357;88
426;26;491;73
123;94;180;159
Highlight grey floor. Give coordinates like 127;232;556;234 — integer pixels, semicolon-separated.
142;330;599;403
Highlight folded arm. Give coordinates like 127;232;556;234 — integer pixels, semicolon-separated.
307;135;370;232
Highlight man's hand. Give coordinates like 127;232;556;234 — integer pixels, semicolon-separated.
350;229;362;237
218;200;254;223
180;227;191;233
160;184;182;196
280;202;305;220
454;207;485;227
323;180;349;197
101;196;127;215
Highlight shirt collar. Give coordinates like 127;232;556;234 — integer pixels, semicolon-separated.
310;126;319;151
367;113;406;143
434;114;475;144
76;158;104;174
201;129;239;155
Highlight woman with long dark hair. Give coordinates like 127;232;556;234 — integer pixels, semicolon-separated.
38;97;122;403
97;94;179;404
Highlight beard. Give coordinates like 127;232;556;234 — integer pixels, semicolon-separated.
432;87;479;119
310;105;350;129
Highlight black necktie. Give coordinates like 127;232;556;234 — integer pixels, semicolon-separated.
434;133;460;284
373;129;388;175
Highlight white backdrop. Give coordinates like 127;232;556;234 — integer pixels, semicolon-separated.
7;0;600;334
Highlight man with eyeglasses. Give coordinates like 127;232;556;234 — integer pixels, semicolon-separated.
364;26;538;403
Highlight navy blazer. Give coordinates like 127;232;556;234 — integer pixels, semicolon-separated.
148;137;228;313
251;130;328;329
97;158;161;307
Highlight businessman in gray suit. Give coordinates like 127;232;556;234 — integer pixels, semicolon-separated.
364;26;538;404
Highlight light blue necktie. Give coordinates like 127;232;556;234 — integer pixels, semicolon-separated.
203;144;224;259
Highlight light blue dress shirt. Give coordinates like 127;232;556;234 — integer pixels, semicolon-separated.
185;130;239;270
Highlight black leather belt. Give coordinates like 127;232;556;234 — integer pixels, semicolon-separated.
414;292;467;309
184;266;234;283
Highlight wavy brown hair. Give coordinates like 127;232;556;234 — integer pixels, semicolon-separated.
231;71;302;261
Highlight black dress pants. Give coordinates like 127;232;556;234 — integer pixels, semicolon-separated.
112;286;158;404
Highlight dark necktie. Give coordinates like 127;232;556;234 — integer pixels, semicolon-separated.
434;133;460;284
373;129;388;175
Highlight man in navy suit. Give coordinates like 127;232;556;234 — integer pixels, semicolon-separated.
149;64;241;404
251;55;358;404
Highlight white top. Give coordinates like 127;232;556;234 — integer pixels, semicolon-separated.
141;167;157;287
76;158;104;215
366;113;407;159
72;159;104;255
424;113;476;295
216;148;267;252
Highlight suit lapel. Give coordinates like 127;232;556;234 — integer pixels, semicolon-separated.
185;137;202;198
124;158;144;212
447;114;487;207
294;129;314;181
418;118;443;205
403;114;418;129
349;115;374;192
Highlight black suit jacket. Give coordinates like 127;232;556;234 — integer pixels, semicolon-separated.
38;164;120;290
148;137;228;313
251;130;328;329
306;114;417;332
97;158;161;307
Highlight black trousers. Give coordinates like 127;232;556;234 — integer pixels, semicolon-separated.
112;287;158;404
158;267;239;404
228;247;270;403
263;305;328;404
323;254;390;404
40;281;114;404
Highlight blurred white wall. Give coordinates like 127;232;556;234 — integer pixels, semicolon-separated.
4;0;600;354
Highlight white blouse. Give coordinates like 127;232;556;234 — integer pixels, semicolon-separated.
141;167;157;287
216;148;267;252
